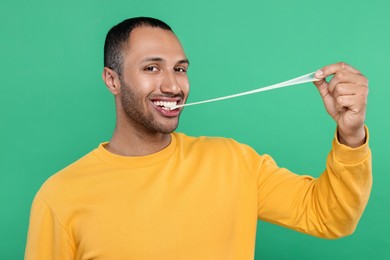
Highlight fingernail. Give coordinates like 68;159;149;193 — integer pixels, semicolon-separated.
315;69;324;78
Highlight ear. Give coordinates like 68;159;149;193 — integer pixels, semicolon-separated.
102;67;121;95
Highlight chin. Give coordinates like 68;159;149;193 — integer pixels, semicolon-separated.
150;121;179;134
159;118;180;133
159;125;179;134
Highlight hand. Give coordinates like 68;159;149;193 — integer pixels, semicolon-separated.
314;62;369;148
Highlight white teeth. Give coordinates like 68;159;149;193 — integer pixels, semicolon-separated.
153;101;177;108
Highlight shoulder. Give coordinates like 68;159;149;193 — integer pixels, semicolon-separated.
172;132;272;177
174;131;239;146
37;147;102;200
173;132;259;157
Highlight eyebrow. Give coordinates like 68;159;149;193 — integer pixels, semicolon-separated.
141;57;190;66
178;59;190;66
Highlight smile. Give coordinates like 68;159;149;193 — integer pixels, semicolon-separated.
153;101;177;110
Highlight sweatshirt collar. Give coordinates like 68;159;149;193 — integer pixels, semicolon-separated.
93;133;177;168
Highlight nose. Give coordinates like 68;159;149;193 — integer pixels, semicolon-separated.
160;70;181;95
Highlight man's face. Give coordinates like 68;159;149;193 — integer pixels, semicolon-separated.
118;26;189;134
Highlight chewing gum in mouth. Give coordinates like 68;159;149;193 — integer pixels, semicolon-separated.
167;71;320;110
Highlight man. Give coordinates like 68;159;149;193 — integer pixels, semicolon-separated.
25;17;371;259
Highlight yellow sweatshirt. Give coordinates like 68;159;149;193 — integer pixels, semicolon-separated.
25;131;372;260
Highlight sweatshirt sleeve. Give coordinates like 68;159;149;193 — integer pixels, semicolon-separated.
25;194;76;260
256;127;372;238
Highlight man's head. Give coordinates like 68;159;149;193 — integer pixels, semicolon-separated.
102;17;189;135
104;17;173;77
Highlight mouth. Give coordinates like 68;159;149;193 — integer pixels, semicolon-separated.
152;100;178;110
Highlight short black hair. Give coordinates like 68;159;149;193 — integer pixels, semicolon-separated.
104;17;173;76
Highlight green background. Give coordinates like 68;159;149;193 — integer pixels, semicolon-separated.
1;0;389;259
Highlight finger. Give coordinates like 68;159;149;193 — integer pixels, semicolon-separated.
333;83;357;98
333;83;368;108
315;62;362;79
314;62;362;96
333;83;368;98
334;94;366;113
334;94;354;112
328;71;368;96
313;79;330;98
340;62;362;75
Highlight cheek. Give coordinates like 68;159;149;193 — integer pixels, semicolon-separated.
179;77;190;93
133;74;161;93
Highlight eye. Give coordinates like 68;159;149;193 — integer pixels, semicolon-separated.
175;67;187;73
144;66;159;72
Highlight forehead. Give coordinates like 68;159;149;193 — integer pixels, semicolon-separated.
125;26;186;61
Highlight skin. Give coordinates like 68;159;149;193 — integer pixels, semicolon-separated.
103;27;368;156
102;27;189;156
314;62;368;148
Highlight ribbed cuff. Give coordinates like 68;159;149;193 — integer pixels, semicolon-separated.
332;125;370;165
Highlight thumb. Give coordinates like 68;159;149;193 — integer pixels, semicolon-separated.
313;69;329;99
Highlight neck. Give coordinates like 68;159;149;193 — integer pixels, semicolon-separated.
106;122;172;157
